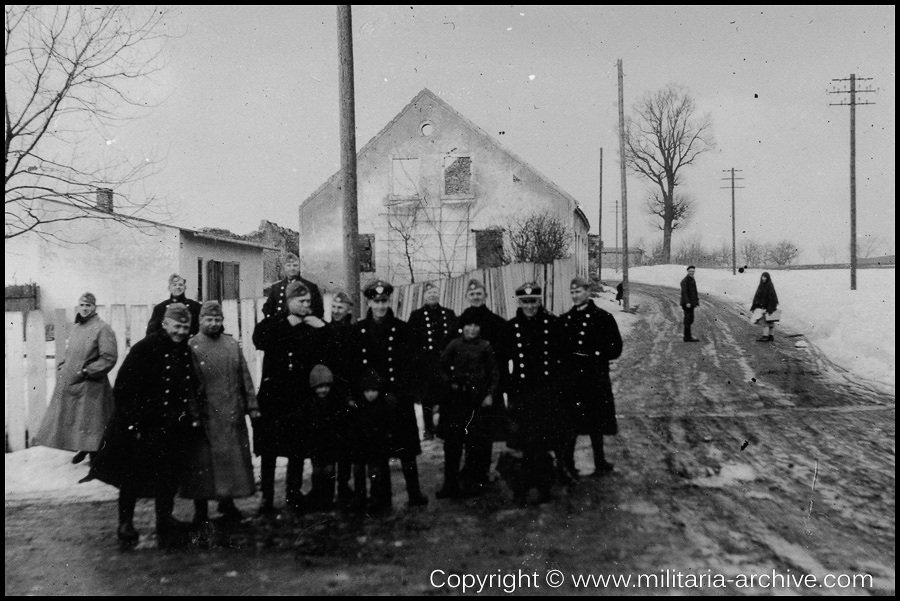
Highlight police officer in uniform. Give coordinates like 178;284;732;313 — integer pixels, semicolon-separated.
262;252;325;319
559;276;623;476
407;281;457;440
146;274;202;338
354;279;428;507
501;283;567;504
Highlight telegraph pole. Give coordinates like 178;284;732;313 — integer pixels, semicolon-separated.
598;148;603;281
829;73;875;290
616;59;630;309
337;6;360;310
720;168;744;275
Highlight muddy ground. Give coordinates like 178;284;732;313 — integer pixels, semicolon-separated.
5;283;895;595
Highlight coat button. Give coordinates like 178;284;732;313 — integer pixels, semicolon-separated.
578;340;583;345
362;359;368;364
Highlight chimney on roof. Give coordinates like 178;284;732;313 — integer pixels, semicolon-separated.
96;188;114;212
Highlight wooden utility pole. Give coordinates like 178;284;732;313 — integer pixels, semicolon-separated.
721;168;744;275
337;6;360;310
829;73;875;290
616;59;629;309
598;148;603;281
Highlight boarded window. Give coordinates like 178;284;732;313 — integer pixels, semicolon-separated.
207;261;240;301
391;157;421;199
358;233;375;272
443;155;472;198
474;229;504;268
197;258;204;301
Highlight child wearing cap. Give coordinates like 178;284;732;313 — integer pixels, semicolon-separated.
303;364;353;511
349;369;395;513
435;307;500;498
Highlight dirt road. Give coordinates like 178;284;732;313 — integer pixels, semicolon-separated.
5;284;894;595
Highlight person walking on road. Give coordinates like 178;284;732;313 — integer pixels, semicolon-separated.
750;272;780;342
680;266;700;342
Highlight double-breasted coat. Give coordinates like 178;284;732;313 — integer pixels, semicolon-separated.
437;336;500;439
146;295;202;337
354;308;421;458
252;314;327;457
560;299;623;436
408;303;457;404
35;313;118;452
262;276;324;319
181;332;258;500
502;307;569;451
89;330;202;498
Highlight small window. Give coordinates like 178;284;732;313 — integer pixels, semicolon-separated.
207;260;240;301
474;229;504;268
391;157;421;200
442;154;474;200
420;121;434;137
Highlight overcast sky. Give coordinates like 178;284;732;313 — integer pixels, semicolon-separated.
114;5;894;263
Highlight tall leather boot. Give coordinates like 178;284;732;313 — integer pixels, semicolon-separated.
401;456;429;506
117;490;139;544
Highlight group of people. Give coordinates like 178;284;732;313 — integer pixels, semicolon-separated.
35;253;628;548
680;265;781;342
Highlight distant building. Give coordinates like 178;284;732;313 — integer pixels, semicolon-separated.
4;196;276;316
299;88;590;288
600;247;645;270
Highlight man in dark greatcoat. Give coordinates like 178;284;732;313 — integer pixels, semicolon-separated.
252;281;328;515
182;301;260;525
500;283;568;505
146;273;202;338
89;303;203;548
408;281;457;440
262;252;324;319
680;265;700;342
354;278;428;508
559;277;623;476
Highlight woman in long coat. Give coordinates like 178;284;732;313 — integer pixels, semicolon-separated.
750;272;780;342
35;292;118;463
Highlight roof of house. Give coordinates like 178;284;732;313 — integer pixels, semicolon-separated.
301;88;590;230
39;198;279;251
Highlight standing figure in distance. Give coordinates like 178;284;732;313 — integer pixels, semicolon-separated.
182;301;260;525
750;272;780;342
559;277;623;477
680;265;700;342
147;274;202;338
408;281;457;441
35;292;118;465
89;303;202;548
262;252;324;319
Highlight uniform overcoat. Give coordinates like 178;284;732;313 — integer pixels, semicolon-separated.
262;276;324;319
181;332;258;500
35;313;118;451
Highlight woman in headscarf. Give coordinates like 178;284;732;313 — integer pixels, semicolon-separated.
750;272;780;342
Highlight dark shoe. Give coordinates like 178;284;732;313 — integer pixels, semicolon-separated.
407;492;429;507
368;500;392;514
536;490;553;504
337;485;354;506
590;461;615;476
556;468;578;487
683;337;700;343
117;522;139;544
156;516;190;550
71;451;89;465
77;473;96;484
768;335;774;342
218;507;244;523
257;501;277;517
756;336;772;342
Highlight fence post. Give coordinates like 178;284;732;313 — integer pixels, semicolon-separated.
5;312;26;451
25;310;47;447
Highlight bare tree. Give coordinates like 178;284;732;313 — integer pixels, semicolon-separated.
5;5;172;240
645;190;694;234
856;235;885;259
766;240;801;266
817;242;839;264
385;199;426;283
505;211;572;265
740;238;766;268
624;84;715;262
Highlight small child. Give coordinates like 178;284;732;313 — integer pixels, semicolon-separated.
350;369;394;513
303;364;353;511
435;307;500;498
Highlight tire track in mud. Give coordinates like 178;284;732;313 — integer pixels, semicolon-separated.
605;283;895;593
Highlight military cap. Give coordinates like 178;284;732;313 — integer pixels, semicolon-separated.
458;307;485;327
570;276;593;290
333;291;354;306
363;278;393;300
199;300;223;319
285;281;310;300
423;281;438;292
284;252;300;263
164;302;191;323
168;273;185;286
515;282;542;298
467;278;485;292
78;292;97;306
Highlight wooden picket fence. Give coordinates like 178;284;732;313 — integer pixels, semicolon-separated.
5;257;580;452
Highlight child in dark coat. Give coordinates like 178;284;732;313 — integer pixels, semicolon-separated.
303;364;352;511
435;307;500;498
350;369;395;513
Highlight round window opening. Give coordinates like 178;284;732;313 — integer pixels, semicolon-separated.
420;122;434;137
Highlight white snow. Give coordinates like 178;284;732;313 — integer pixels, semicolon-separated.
5;266;893;501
